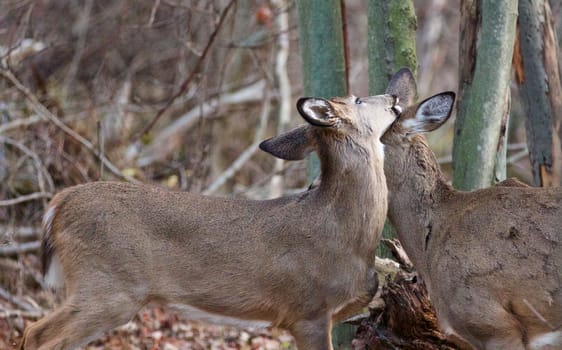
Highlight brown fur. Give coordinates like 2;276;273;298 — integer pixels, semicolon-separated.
381;69;562;350
20;92;401;350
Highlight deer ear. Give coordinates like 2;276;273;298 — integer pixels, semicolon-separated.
259;125;314;161
398;92;455;134
386;67;417;109
297;98;337;127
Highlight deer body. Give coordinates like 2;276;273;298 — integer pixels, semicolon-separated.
381;68;562;349
21;89;402;349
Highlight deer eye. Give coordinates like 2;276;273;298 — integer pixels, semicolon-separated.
355;97;362;105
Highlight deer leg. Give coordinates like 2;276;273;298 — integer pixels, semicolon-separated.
290;315;333;350
20;292;141;350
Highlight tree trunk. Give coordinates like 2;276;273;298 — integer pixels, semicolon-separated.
296;0;348;183
367;0;418;95
296;1;350;348
453;0;518;190
516;0;562;187
367;0;418;259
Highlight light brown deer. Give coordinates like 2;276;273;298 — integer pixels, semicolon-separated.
19;80;405;349
382;68;562;349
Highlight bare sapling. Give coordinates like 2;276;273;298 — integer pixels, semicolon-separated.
381;68;562;350
19;79;405;349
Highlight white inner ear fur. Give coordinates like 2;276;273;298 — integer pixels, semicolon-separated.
402;94;452;132
302;99;335;119
418;94;453;120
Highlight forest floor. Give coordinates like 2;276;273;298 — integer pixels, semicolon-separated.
0;303;296;350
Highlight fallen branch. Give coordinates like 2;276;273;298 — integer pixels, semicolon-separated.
382;238;414;271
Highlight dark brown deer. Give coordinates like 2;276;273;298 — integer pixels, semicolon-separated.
20;79;405;349
381;68;562;350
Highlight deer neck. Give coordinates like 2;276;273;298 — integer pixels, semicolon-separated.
385;136;452;275
315;136;387;257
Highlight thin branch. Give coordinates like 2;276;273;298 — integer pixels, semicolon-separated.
0;68;140;184
133;0;236;141
0;193;52;207
0;115;42;134
202;88;271;195
0;135;55;200
147;0;161;27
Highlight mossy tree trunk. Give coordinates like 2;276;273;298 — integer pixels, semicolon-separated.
295;1;351;348
453;0;518;190
368;0;418;95
367;0;418;259
516;0;562;187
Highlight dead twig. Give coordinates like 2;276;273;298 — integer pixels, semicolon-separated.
147;0;161;27
0;136;55;205
382;238;414;271
0;115;43;134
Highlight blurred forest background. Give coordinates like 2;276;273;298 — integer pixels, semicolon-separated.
0;0;549;348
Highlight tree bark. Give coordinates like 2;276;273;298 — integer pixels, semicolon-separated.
367;0;418;95
516;0;562;187
453;0;518;190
